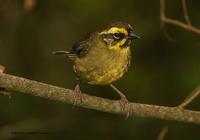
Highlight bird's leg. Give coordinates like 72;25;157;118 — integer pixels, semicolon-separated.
110;84;132;118
73;78;84;104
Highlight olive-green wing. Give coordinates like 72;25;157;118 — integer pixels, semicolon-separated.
70;33;92;58
53;33;92;61
71;40;89;57
53;40;91;61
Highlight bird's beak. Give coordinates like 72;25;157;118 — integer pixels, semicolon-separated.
128;31;141;39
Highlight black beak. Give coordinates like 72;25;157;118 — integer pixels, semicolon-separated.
128;31;141;39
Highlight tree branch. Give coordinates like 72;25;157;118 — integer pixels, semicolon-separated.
160;0;200;35
177;85;200;108
157;0;200;139
181;0;192;25
0;73;200;124
156;84;200;140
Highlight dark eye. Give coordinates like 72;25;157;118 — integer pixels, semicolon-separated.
113;33;125;40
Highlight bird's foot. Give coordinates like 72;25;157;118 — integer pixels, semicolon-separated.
73;84;84;104
119;95;133;119
110;84;133;119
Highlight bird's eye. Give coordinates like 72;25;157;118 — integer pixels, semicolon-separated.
113;33;125;40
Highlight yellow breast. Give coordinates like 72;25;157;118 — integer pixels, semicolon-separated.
74;46;131;85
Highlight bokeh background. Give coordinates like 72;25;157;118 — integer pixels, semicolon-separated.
0;0;200;139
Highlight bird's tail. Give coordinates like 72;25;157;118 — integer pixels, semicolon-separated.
52;50;76;61
52;51;70;55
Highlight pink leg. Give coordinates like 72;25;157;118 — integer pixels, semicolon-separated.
110;84;133;118
73;79;84;104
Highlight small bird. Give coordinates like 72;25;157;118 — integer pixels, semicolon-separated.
53;22;140;117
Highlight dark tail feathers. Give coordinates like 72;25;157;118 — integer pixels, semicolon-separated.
52;50;76;60
52;51;70;55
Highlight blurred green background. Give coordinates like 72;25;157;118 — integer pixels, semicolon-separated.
0;0;200;139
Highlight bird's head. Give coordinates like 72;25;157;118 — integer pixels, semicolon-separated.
98;22;140;50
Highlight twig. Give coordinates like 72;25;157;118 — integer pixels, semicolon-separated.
181;0;192;25
0;73;200;124
156;125;169;140
160;0;165;22
161;17;200;34
156;85;200;140
177;85;200;108
158;0;200;138
160;0;200;35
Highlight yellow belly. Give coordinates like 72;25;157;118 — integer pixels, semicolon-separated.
87;62;129;85
74;47;131;85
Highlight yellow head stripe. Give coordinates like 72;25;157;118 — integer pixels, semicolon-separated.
100;27;128;35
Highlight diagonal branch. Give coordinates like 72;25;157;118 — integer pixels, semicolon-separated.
177;85;200;108
0;73;200;124
156;85;200;140
157;0;200;139
181;0;191;25
160;0;200;35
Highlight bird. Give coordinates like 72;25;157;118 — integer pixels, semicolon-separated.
53;22;140;117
